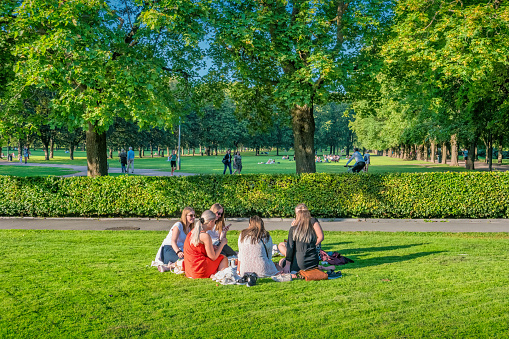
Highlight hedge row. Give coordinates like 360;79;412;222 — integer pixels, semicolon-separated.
0;172;508;218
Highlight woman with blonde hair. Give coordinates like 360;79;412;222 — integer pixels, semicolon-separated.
154;207;196;272
278;203;324;273
183;210;229;279
237;216;279;277
209;203;236;257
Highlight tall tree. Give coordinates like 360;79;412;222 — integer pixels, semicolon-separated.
6;0;206;176
210;0;394;173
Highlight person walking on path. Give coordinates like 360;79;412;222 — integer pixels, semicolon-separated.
233;151;242;175
345;148;366;173
170;150;177;176
23;147;29;164
127;147;135;173
363;151;371;173
119;149;128;174
222;149;232;175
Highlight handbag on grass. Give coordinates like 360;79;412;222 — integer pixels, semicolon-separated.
298;268;328;281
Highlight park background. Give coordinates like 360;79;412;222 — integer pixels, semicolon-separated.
1;1;508;338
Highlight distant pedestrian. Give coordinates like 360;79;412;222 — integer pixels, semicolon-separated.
23;147;29;164
119;149;127;174
222;149;232;174
170;150;177;176
363;151;371;173
127;147;135;173
233;151;242;174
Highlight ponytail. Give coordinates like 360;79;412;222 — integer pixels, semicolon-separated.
190;210;216;247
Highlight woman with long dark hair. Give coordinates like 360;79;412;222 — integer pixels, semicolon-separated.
278;203;324;273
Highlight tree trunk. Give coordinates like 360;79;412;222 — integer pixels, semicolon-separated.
42;142;50;160
150;144;154;158
50;138;54;159
214;145;218;156
431;141;436;163
442;142;447;165
450;134;459;166
138;147;143;158
291;104;316;174
86;122;108;177
69;143;75;160
498;137;503;165
474;146;478;161
109;148;113;159
466;137;477;170
488;133;493;172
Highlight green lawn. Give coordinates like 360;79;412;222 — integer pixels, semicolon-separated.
0;229;507;338
0;165;78;177
1;148;469;176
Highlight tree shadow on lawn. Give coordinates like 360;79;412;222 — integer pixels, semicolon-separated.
325;243;445;269
347;251;447;269
321;241;353;249
339;243;428;255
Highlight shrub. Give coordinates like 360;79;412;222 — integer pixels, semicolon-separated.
0;172;508;218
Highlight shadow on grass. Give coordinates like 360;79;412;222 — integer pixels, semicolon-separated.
321;241;353;249
348;251;446;268
341;243;428;254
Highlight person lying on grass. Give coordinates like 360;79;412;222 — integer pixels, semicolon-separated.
209;203;236;257
278;203;324;273
183;210;229;279
155;207;195;272
237;216;281;278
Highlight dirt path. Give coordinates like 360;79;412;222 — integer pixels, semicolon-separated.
0;161;195;177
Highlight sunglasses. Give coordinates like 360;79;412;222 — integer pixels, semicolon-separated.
216;212;223;216
188;214;195;218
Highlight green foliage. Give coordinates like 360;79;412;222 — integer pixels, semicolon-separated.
1;172;509;218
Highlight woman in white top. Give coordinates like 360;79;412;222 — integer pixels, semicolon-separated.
237;216;279;277
155;207;195;272
208;203;236;257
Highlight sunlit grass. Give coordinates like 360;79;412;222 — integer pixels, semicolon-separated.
0;229;507;338
0;165;78;177
1;148;469;176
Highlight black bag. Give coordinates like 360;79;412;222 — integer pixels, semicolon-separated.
222;158;227;164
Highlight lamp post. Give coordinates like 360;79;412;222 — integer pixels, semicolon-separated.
177;116;181;170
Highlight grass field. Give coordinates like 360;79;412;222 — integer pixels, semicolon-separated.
1;229;507;338
0;165;78;177
0;148;469;176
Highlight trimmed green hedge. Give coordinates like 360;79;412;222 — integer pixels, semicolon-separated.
1;172;508;218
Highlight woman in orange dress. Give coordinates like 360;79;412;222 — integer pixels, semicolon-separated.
184;210;229;279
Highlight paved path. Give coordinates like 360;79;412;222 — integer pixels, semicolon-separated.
1;217;508;232
0;161;194;177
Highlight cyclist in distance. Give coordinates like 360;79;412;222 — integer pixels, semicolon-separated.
345;148;366;173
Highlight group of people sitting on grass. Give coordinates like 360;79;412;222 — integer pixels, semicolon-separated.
153;203;325;280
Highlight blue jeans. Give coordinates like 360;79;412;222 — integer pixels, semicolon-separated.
223;162;232;174
161;245;179;264
121;164;126;173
